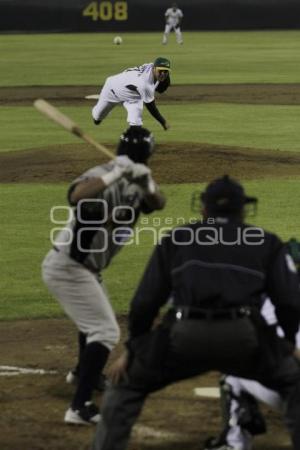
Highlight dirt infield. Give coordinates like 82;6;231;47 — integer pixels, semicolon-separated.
1;83;298;450
1;83;300;185
2;83;300;105
0;318;290;450
1;143;300;185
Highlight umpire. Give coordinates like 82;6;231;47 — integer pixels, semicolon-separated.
91;175;300;450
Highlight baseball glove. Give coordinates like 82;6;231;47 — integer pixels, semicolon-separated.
156;74;171;93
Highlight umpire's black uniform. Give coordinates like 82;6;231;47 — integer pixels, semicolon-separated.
92;176;300;450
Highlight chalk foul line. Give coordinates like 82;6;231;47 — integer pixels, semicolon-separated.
0;365;57;376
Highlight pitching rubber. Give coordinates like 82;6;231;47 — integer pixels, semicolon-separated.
85;94;99;100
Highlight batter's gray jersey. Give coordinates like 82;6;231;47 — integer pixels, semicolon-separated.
54;161;149;273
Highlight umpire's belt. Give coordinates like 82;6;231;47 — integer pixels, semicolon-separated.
170;306;251;321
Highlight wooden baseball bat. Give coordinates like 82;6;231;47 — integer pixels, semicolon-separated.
33;98;114;159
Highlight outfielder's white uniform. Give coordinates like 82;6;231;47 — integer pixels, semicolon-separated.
220;298;300;450
162;7;183;44
92;63;158;127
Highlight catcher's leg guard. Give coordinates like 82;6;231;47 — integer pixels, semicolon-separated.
204;375;263;450
221;375;266;435
236;391;266;435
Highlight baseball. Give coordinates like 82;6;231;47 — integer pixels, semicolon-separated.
113;36;123;45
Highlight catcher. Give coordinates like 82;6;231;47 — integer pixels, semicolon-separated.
205;238;300;450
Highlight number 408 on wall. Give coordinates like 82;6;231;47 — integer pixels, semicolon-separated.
82;1;128;21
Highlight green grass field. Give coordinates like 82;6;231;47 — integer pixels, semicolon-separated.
1;31;300;320
2;31;300;86
2;103;300;152
1;179;300;320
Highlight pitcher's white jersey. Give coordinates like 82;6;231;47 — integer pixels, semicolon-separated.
165;7;183;27
106;63;158;104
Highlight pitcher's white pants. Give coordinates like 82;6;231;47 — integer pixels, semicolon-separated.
92;78;143;126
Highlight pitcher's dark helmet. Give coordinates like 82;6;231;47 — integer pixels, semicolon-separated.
117;127;155;163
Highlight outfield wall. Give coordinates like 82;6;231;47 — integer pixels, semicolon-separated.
1;0;300;32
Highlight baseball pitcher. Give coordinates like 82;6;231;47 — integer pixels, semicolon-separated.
92;57;171;130
162;3;184;45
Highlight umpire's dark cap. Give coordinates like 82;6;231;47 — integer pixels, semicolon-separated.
201;175;257;213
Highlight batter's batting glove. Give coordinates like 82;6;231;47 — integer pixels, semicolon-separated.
102;156;134;186
115;155;135;169
129;164;157;193
129;163;151;180
114;158;154;192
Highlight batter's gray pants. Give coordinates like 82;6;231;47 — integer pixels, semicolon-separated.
42;249;120;350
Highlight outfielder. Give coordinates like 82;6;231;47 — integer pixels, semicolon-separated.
42;127;165;425
205;238;300;450
92;57;171;130
162;3;184;45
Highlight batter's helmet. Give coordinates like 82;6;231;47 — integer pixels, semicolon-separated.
117;127;155;163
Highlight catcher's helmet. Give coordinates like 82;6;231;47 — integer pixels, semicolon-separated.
117;127;155;163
